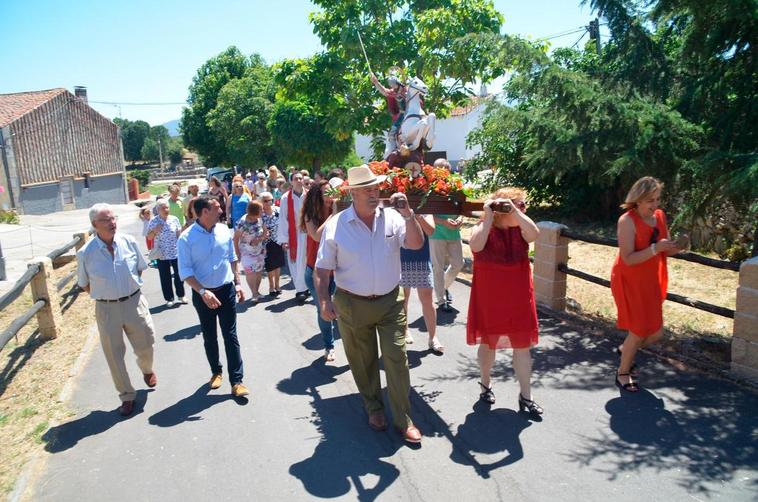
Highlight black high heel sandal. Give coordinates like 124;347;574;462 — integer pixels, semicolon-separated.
615;372;640;392
518;394;544;416
478;382;495;404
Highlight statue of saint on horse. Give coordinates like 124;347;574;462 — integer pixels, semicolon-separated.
370;71;437;171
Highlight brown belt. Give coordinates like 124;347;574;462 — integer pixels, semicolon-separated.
97;289;140;303
336;287;396;301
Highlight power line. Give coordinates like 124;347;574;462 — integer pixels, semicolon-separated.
570;30;588;49
535;26;587;42
89;100;186;106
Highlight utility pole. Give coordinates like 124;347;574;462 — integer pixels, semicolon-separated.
588;18;601;54
158;137;164;169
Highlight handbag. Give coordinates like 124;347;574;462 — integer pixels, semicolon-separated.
148;245;162;261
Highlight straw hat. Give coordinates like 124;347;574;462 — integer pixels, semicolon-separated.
345;165;386;189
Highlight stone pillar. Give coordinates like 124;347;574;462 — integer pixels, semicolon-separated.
533;221;569;311
732;256;758;381
28;256;63;340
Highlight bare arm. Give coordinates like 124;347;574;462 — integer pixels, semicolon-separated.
316;267;338;321
233;229;242;261
514;209;539;243
417;214;436;236
370;73;390;97
617;215;677;265
469;201;496;253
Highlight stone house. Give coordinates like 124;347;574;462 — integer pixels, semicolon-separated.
0;87;127;214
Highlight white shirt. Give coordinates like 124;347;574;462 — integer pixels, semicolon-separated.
276;189;306;245
77;233;146;300
316;204;406;296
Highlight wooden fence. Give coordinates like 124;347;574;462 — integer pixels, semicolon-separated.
0;231;90;353
532;222;758;381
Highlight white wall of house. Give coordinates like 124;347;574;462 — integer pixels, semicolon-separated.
355;104;485;167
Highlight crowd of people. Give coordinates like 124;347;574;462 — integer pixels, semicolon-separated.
78;165;682;444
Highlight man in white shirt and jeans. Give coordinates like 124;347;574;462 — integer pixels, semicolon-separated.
315;165;425;444
77;203;156;417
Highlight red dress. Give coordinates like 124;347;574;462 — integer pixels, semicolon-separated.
610;209;669;337
467;226;539;349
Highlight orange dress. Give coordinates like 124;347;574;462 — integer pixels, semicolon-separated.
610;209;669;337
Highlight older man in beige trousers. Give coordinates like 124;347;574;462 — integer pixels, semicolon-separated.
77;203;156;416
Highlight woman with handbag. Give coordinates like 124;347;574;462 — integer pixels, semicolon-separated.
147;199;185;307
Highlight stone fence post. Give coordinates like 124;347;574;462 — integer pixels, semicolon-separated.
27;256;63;340
732;256;758;381
533;222;569;311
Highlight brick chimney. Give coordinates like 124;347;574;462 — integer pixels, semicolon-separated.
74;86;88;103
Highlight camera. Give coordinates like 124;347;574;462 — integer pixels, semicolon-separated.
491;201;513;213
392;198;407;209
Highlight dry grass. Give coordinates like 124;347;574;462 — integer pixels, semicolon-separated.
0;260;95;496
459;217;736;338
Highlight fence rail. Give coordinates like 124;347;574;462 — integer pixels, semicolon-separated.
557;263;735;319
0;230;88;353
560;228;741;271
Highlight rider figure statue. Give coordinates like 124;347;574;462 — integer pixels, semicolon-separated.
370;72;406;159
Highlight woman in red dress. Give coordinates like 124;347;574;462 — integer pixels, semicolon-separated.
467;187;542;416
611;177;681;392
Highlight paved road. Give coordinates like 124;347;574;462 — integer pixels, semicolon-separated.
27;218;758;501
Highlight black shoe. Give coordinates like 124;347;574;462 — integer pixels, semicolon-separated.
518;394;544;416
479;382;495;404
295;291;307;304
274;289;282;297
304;290;311;298
445;289;452;302
441;301;453;313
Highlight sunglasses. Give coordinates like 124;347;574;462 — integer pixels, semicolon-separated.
261;199;273;203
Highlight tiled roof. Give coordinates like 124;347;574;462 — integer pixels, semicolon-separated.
0;88;68;127
449;95;491;117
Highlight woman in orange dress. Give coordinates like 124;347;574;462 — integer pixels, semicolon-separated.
467;187;542;416
611;177;682;392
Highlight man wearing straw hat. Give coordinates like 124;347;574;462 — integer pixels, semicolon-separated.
314;164;425;444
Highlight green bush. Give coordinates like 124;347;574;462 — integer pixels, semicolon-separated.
0;210;20;224
127;169;151;191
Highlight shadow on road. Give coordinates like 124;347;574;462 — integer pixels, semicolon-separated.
164;325;201;342
148;384;243;427
42;389;151;453
278;359;401;501
567;378;758;495
449;401;531;478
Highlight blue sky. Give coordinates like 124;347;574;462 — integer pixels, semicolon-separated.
1;0;598;126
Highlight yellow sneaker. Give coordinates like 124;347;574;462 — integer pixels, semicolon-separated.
209;373;223;390
232;383;249;397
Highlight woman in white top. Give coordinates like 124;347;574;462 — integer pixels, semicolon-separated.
147;199;185;307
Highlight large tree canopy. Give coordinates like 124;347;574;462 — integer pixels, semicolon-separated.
286;0;505;150
181;47;251;166
468;0;757;256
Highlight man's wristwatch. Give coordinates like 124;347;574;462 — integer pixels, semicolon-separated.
198;288;206;296
402;211;415;221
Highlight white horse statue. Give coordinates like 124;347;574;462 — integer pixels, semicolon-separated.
397;77;436;157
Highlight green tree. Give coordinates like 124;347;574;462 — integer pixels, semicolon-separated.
114;118;150;163
166;137;184;165
140;137;160;163
268;99;353;172
207;56;278;168
181;46;251;166
284;0;504;152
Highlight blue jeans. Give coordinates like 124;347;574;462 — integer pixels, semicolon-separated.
305;265;336;350
191;282;244;385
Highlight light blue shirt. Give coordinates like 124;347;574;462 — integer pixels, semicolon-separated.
177;222;238;288
77;233;146;300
